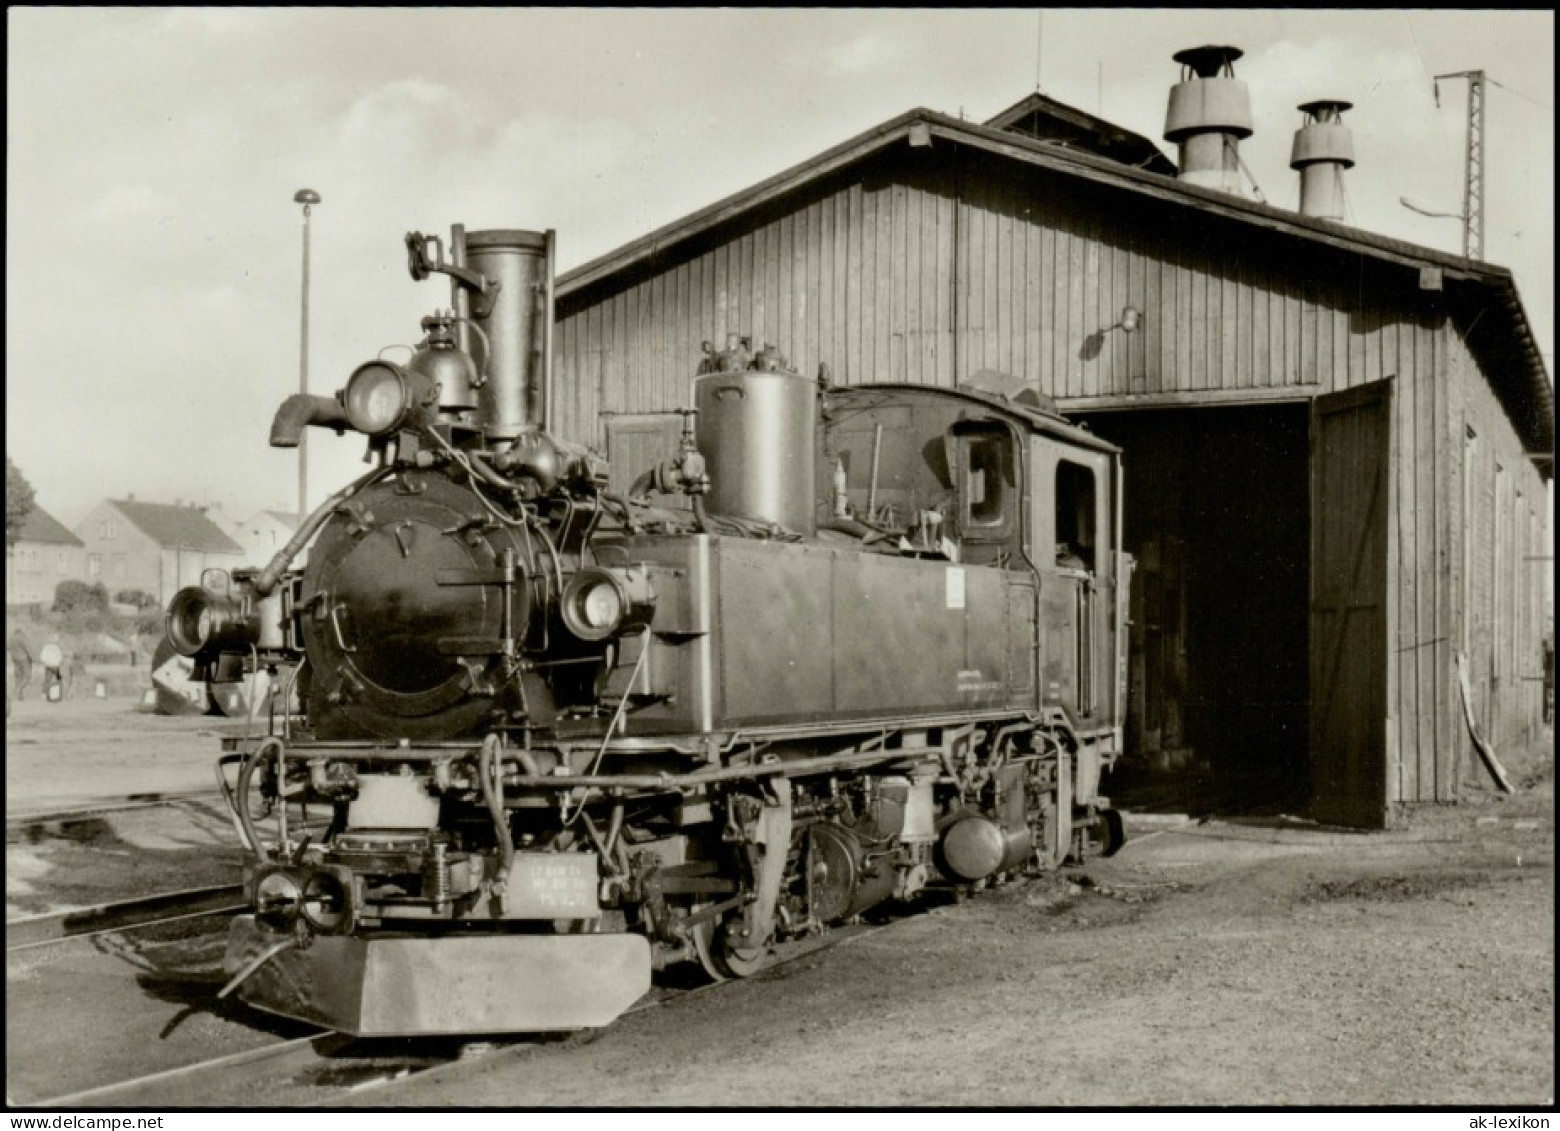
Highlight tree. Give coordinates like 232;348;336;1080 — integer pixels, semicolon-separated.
54;579;110;614
6;458;36;545
134;607;167;640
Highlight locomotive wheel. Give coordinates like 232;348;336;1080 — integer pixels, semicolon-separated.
689;905;728;983
689;907;771;980
1099;807;1127;857
713;929;771;979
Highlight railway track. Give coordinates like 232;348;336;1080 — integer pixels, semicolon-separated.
22;913;885;1107
5;883;247;952
6;788;224;831
12;821;1090;1108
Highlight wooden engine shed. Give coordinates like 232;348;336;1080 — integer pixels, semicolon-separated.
545;95;1552;828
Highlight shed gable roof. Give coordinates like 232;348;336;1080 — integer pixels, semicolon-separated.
108;499;243;554
557;106;1551;463
983;92;1177;177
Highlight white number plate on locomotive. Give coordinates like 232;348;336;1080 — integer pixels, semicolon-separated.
507;853;601;918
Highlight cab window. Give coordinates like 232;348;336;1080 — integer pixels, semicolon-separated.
955;425;1014;540
1055;459;1096;570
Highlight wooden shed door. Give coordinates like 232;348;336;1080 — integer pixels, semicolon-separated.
1309;380;1392;828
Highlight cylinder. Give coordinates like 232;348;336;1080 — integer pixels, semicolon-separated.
463;230;552;442
1175;133;1242;194
935;814;1033;882
695;367;817;536
1297;165;1344;221
1164;77;1254;141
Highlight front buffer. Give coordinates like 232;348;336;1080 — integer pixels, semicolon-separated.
223;917;651;1036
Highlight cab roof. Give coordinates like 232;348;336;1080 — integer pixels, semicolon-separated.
826;382;1120;455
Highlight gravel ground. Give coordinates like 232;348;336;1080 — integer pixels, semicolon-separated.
364;740;1554;1109
4;697;1553;1108
5;695;230;815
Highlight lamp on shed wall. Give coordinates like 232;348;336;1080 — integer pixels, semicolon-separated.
1080;306;1142;361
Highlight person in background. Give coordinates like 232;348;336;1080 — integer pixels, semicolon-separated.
39;640;65;703
8;629;33;702
66;649;84;699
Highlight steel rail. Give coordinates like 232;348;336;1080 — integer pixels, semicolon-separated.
22;870;1055;1107
6;789;224;829
32;1032;341;1108
24;915;880;1106
5;883;246;952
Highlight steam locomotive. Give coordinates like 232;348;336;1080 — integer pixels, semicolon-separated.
170;223;1130;1036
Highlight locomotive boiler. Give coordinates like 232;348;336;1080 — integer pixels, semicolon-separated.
171;222;1130;1035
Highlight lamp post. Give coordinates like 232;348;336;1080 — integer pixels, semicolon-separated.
294;188;321;520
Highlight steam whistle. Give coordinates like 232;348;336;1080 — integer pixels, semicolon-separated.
698;334;753;375
833;459;850;519
674;408;709;497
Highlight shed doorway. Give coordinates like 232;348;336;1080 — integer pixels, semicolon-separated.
1076;404;1311;815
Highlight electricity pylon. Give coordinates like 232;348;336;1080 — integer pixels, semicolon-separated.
1434;70;1485;261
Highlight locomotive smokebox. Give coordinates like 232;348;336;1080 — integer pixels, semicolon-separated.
462;228;554;441
695;343;817;536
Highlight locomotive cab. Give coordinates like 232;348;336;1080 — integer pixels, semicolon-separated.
820;383;1128;802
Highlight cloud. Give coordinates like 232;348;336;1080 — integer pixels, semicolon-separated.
823;31;906;76
157;9;276;37
80;183;177;228
6;10;1550;525
337;78;487;160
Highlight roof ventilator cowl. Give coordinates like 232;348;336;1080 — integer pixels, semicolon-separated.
1164;45;1253;198
1290;100;1355;222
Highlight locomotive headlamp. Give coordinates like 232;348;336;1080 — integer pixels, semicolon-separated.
560;567;656;642
167;585;255;659
299;868;354;934
561;569;629;642
254;869;304;920
343;361;412;437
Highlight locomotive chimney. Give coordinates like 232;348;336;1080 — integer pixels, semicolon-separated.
1163;45;1253;197
458;228;556;442
1290;99;1355;221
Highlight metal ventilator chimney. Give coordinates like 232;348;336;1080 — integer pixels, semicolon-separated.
1163;45;1253;197
1290;100;1355;222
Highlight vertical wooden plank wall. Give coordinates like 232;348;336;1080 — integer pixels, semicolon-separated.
1452;332;1548;767
556;163;1347;444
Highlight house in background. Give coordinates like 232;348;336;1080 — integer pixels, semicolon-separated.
5;505;86;608
73;495;245;604
227;509;301;566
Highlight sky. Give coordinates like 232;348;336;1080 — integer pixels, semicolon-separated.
6;8;1554;529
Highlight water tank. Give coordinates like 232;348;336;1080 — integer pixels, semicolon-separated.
694;349;817;536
